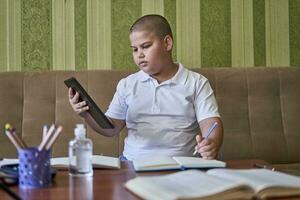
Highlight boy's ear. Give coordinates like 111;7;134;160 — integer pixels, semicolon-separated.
164;35;173;51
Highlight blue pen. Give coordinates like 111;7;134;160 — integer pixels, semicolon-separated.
204;122;218;139
193;122;218;155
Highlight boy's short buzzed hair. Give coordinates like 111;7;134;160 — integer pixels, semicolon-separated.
130;14;173;39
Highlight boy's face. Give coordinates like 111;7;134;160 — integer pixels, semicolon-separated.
130;30;171;75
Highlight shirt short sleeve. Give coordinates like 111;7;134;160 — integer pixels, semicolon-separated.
194;77;220;122
105;79;127;120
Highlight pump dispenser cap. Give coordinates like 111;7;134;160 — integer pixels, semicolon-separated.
75;124;86;139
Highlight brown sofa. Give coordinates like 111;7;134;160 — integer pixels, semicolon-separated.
0;67;299;169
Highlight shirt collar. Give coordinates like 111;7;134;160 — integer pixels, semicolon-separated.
138;70;152;82
169;63;188;85
137;63;188;85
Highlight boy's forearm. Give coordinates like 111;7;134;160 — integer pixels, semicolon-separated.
81;112;122;137
199;117;224;151
210;125;223;151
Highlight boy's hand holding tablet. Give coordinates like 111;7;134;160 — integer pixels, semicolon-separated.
65;77;114;129
68;88;89;116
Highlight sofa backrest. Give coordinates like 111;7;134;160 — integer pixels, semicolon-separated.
197;67;300;164
0;67;299;164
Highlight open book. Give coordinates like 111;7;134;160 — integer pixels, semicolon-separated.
132;156;226;172
0;158;19;167
125;169;300;200
0;155;120;170
51;155;120;169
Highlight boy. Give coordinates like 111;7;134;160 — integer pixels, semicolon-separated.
68;14;223;161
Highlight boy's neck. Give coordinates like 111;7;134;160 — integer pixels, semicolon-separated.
151;62;178;84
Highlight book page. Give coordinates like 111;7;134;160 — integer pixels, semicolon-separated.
51;157;68;168
173;156;226;168
0;158;19;167
51;155;120;169
125;170;253;200
207;169;300;192
132;156;181;171
92;155;120;169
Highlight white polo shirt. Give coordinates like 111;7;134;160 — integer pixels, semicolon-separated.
106;63;220;160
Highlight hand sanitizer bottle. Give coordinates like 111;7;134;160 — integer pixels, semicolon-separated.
69;124;93;177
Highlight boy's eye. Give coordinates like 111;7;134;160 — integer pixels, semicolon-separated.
142;44;151;49
132;48;137;52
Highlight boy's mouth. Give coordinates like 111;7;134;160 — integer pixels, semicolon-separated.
139;61;148;67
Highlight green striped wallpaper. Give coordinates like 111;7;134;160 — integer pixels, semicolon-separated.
253;0;266;66
289;0;300;66
111;0;141;70
75;0;87;70
22;0;52;71
0;0;299;71
201;0;231;67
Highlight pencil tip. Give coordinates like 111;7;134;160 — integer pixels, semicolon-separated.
4;123;11;130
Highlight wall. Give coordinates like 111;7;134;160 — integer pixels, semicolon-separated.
0;0;299;71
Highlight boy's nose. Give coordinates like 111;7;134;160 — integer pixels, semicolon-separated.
138;50;145;58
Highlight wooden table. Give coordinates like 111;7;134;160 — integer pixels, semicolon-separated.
0;159;299;200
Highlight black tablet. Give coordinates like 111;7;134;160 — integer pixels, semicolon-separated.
64;77;114;129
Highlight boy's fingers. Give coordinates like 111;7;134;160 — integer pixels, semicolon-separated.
195;135;202;143
201;150;217;159
199;144;213;153
199;143;217;158
70;92;80;104
199;138;210;147
202;156;214;160
68;88;74;98
76;106;89;113
74;91;79;100
68;88;89;116
75;101;86;108
75;102;89;110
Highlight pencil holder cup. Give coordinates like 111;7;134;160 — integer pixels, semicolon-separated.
18;147;51;188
